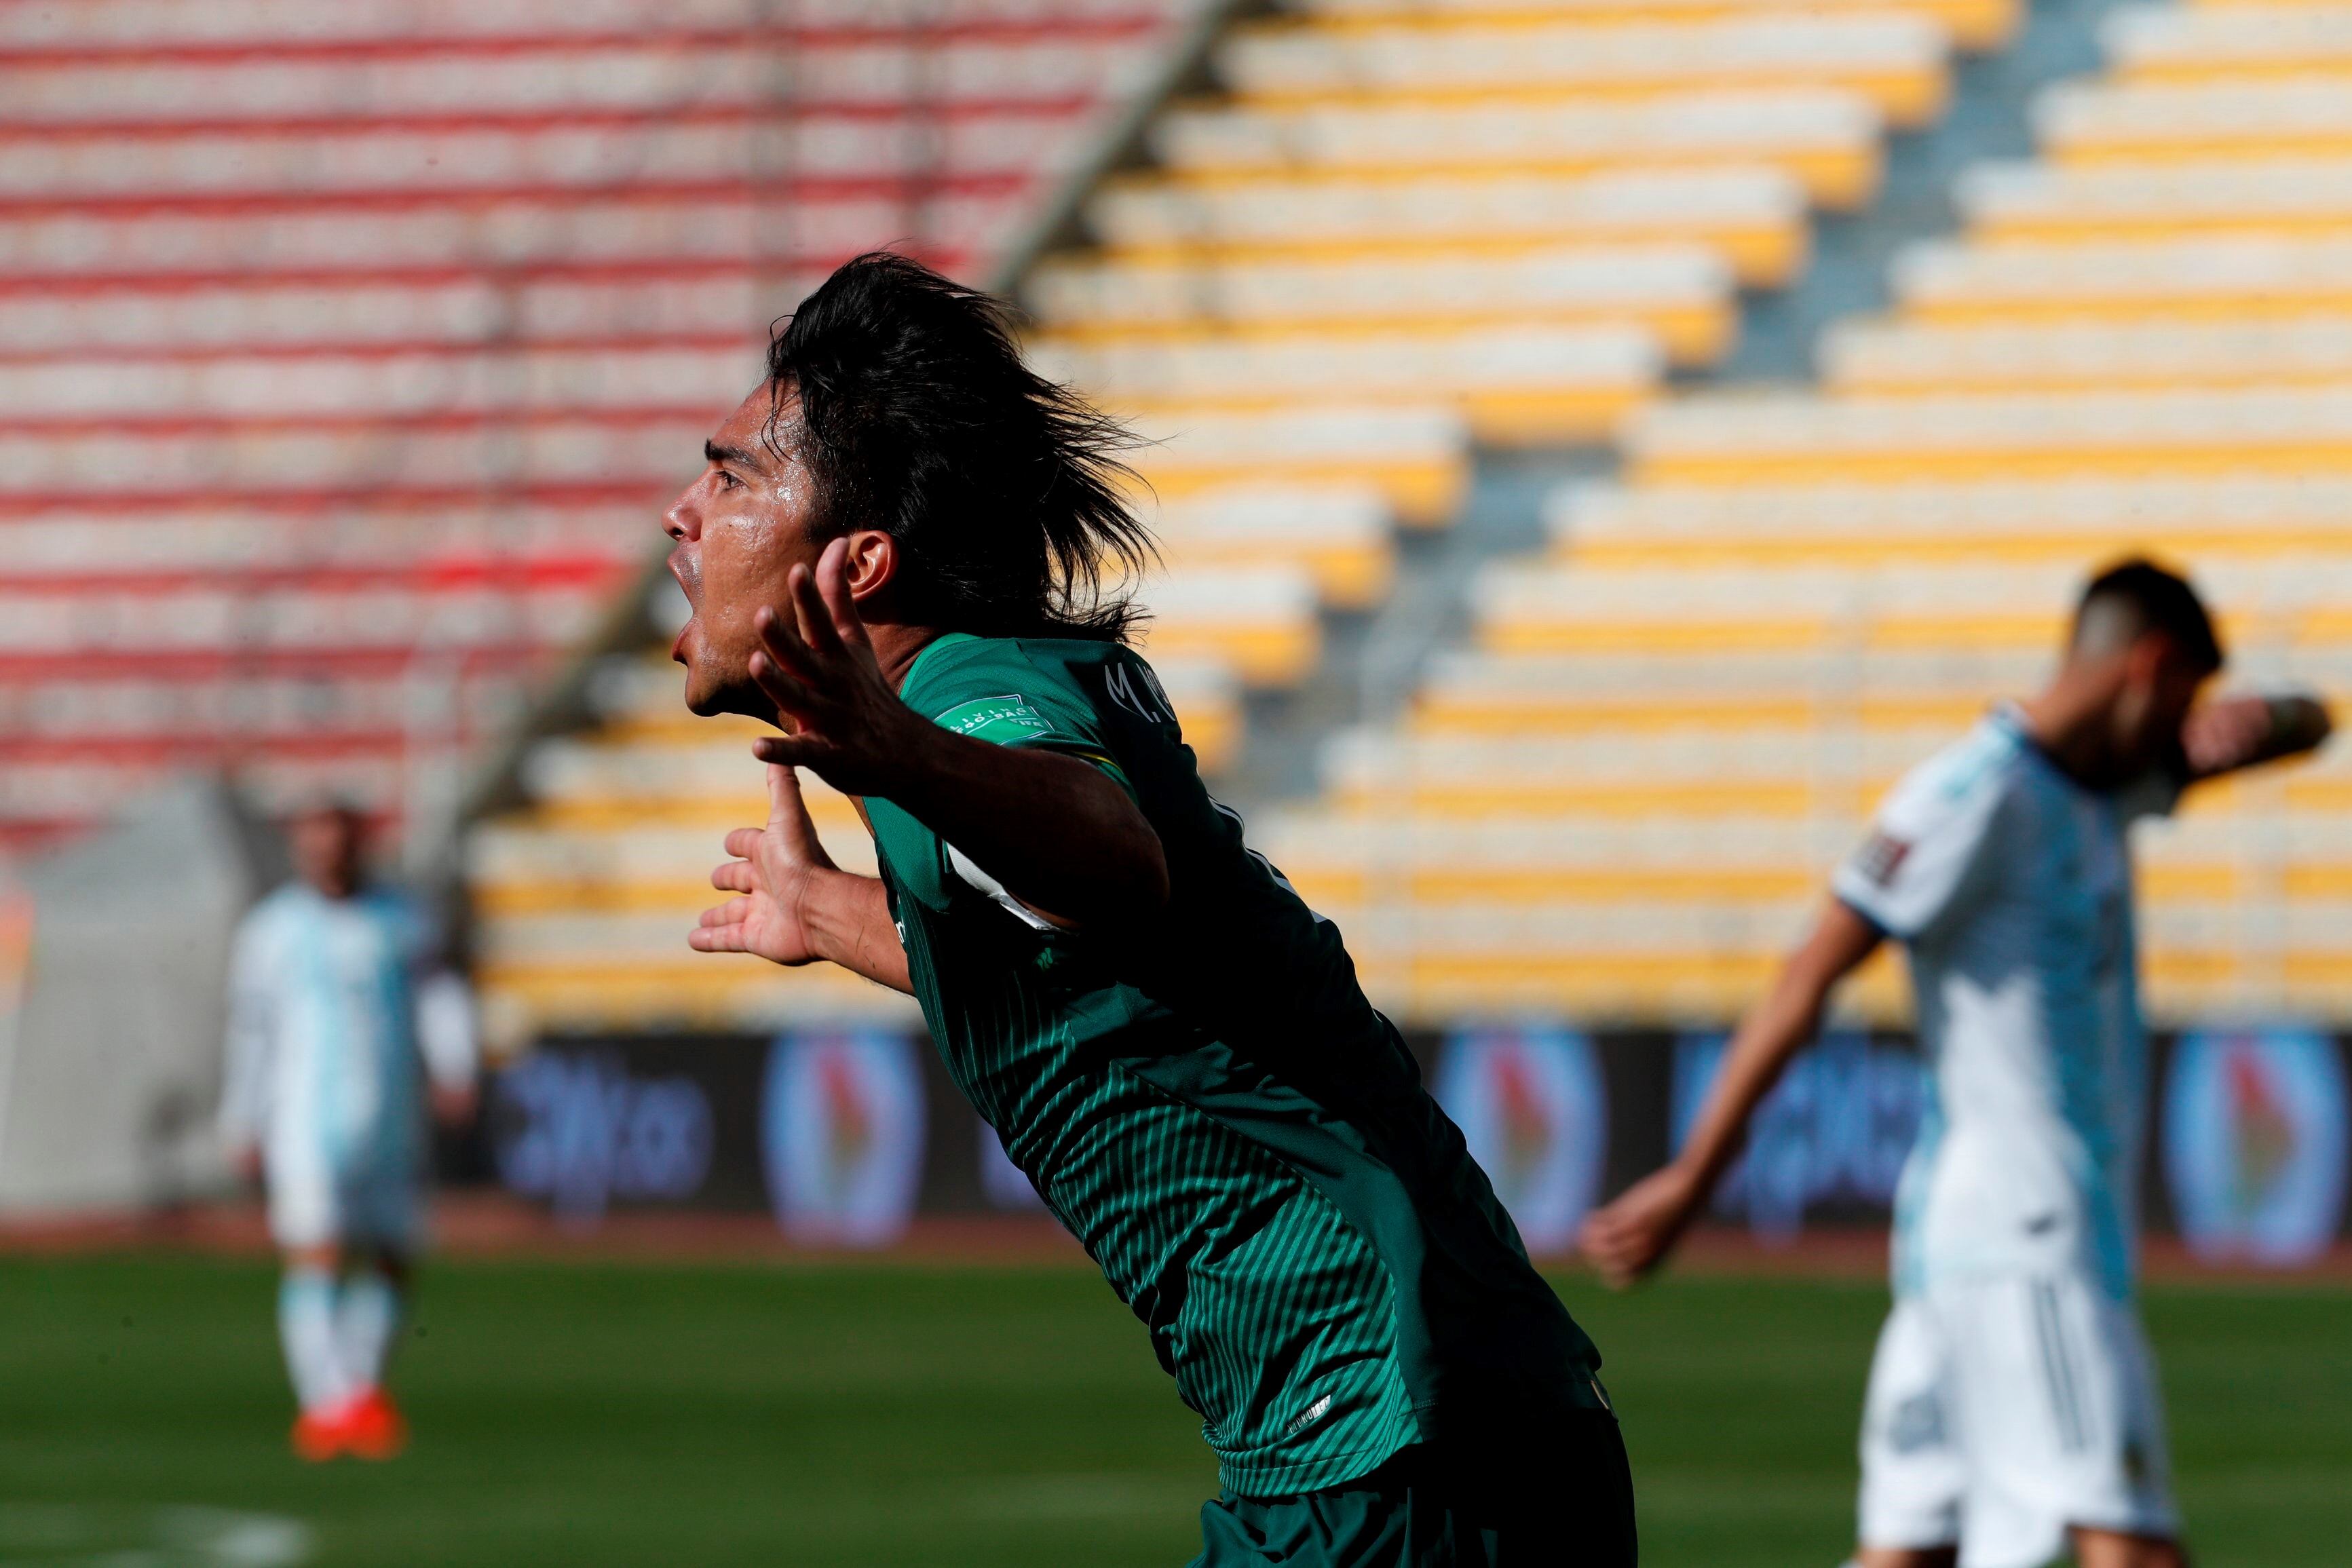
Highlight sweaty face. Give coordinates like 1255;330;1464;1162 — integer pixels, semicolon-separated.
663;385;827;719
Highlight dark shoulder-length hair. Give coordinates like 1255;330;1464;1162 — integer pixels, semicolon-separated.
764;251;1155;643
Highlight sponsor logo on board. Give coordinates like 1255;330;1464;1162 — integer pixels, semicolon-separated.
2165;1027;2349;1266
1434;1025;1606;1255
763;1029;928;1247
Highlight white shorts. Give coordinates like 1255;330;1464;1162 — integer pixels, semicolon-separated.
265;1147;422;1253
1859;1274;2178;1568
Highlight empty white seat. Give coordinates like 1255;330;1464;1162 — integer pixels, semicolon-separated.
1141;562;1321;624
1822;315;2352;389
0;192;1014;285
1088;165;1804;253
1143;481;1394;545
0;585;607;651
1550;474;2352;545
0;0;1172;50
1219;14;1948;102
1893;233;2352;314
0;414;711;495
1154;88;1880;174
2038;77;2352;158
0;114;1091;203
2105;3;2352;75
1031;244;1731;327
1321;725;1954;788
1033;324;1662;404
0;43;1155;123
1304;0;2011;45
1627;384;2352;465
0;344;762;421
0;501;648;575
0;273;776;355
1124;401;1468;470
1418;644;2061;703
1259;809;1832;871
1956;155;2352;231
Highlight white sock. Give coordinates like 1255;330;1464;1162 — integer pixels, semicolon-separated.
337;1270;403;1396
278;1267;352;1415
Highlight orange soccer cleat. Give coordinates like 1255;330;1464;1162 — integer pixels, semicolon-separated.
290;1407;346;1463
338;1387;409;1461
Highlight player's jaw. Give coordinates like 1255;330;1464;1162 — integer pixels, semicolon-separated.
2106;645;2212;782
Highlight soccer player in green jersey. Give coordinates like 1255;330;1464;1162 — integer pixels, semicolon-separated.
662;253;1635;1565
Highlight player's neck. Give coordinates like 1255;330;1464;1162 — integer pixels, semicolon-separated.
2018;664;2124;787
865;619;946;693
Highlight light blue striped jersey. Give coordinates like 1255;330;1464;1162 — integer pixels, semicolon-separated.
1833;708;2175;1302
219;882;436;1174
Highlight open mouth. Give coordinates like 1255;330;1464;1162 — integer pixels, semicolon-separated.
666;547;701;664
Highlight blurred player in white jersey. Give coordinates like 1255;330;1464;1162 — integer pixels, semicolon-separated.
1582;561;2331;1568
219;803;478;1461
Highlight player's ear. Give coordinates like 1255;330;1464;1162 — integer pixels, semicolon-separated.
842;529;898;605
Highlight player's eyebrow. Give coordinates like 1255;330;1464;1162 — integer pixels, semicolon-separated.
704;439;767;473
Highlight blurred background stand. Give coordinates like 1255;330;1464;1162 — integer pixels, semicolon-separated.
0;776;276;1219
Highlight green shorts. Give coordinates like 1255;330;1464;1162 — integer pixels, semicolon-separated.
1191;1407;1637;1567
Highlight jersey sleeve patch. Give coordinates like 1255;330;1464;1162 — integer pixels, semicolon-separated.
932;693;1059;747
1833;733;2015;942
1853;830;1912;887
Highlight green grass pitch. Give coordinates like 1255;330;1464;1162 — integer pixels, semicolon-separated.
0;1255;2343;1566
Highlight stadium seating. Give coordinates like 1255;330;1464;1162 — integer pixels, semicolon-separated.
0;0;1182;853
450;0;2031;1048
1016;0;1991;689
1272;0;2352;1028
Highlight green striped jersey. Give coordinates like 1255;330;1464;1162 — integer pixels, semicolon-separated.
865;632;1606;1498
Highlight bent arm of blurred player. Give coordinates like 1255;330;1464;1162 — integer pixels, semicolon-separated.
1580;901;1882;1287
414;969;480;1126
2182;691;2332;782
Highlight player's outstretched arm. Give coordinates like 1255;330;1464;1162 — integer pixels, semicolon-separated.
2182;691;2332;782
742;537;1169;930
695;761;912;993
1579;898;1882;1287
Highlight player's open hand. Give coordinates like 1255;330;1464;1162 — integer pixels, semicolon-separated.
1578;1164;1701;1289
744;536;926;797
691;763;843;967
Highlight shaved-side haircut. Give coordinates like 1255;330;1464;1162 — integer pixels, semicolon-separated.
2070;558;2224;675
